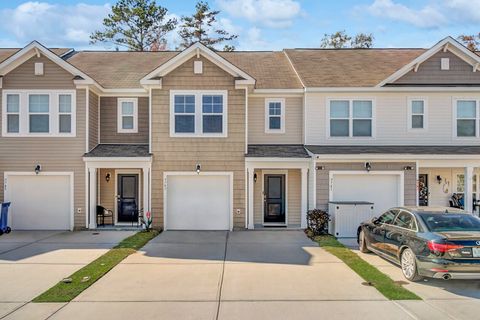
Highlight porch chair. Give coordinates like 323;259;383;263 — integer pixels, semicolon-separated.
96;205;114;227
449;193;478;212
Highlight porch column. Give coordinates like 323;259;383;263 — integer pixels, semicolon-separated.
88;167;97;229
248;168;254;229
142;167;150;216
464;166;474;213
301;168;308;229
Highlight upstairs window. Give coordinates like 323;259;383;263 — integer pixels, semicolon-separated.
265;98;285;133
117;98;138;133
6;94;20;133
170;91;227;137
29;94;49;133
408;98;427;130
59;94;72;133
455;100;478;138
329;99;374;138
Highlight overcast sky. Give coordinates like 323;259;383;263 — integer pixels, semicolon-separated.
0;0;479;50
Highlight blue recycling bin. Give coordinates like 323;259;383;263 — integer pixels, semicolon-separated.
0;202;11;235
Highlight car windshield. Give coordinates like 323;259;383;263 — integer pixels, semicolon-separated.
419;213;480;232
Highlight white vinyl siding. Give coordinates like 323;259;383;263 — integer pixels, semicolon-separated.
1;90;76;137
305;92;480;145
117;98;138;133
265;98;285;133
327;99;374;138
169;90;227;137
407;98;427;131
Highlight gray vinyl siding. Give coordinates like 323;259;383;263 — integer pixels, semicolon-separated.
248;96;303;144
99;97;149;144
394;51;480;85
0;54;87;229
315;162;416;210
88;90;99;151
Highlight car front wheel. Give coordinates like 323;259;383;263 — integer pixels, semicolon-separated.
400;248;423;282
358;230;370;253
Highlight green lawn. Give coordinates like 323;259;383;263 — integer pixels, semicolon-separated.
315;235;421;300
33;230;160;303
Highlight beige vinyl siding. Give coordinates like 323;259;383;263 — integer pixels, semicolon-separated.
305;91;480;145
99;97;149;144
248;96;303;144
98;168;116;211
253;169;301;227
394;51;480;85
88;90;99;151
0;90;87;229
150;56;246;229
315;162;416;210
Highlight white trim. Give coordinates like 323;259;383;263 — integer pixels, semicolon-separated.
141;42;255;86
114;169;142;225
117;98;138;133
163;171;234;231
326;98;376;139
2;89;76;137
148;88;152;154
314;154;480;161
245;88;248;154
377;37;480;87
328;170;405;207
4;171;75;231
407;97;428;132
262;170;288;226
304;87;480;92
452;98;480;139
253;89;304;95
169;90;228;138
265;98;285;134
85;87;89;152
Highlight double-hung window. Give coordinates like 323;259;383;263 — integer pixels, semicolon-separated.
117;98;138;133
455;100;478;137
329;99;374;137
265;98;285;133
171;91;227;137
2;90;76;137
408;98;427;130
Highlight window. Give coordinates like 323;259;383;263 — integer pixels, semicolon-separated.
265;98;285;133
29;94;49;133
455;174;478;194
408;98;427;130
393;211;417;231
328;99;373;137
6;94;19;133
2;90;75;137
377;210;398;225
117;98;138;133
455;100;478;137
170;91;227;137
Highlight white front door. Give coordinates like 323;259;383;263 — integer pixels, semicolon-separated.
165;174;231;230
5;174;72;230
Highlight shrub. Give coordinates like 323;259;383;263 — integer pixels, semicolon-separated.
305;209;330;239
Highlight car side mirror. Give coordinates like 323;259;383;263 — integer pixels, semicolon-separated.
372;217;380;225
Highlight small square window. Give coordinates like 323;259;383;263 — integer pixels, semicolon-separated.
265;99;285;133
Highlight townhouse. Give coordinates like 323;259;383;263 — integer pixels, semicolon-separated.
1;37;480;235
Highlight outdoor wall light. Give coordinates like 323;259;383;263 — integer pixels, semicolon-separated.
196;164;201;174
404;166;414;171
105;173;111;183
34;164;41;175
437;175;442;184
316;166;325;170
254;173;257;183
365;162;372;172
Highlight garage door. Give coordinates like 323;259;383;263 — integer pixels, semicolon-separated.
166;174;231;230
5;174;72;230
331;173;403;216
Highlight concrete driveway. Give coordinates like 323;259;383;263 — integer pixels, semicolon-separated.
0;230;134;319
46;230;421;320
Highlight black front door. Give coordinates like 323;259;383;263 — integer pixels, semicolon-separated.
117;174;139;223
264;174;286;224
418;174;428;206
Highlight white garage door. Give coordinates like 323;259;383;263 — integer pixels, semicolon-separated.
5;174;72;230
331;173;403;216
166;174;231;230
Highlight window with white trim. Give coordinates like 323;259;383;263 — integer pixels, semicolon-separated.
455;100;478;137
265;98;285;133
170;90;227;137
408;99;426;130
329;99;373;137
117;98;138;133
2;90;76;137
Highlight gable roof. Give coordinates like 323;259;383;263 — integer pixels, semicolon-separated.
284;48;425;87
0;48;71;64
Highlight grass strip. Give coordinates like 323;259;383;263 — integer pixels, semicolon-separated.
315;235;421;300
33;230;160;303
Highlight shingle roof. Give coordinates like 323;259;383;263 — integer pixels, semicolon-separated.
84;144;150;157
306;145;480;155
247;144;310;158
284;48;426;87
0;48;71;63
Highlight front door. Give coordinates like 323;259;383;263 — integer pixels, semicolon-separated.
264;174;286;224
418;174;428;206
117;174;139;223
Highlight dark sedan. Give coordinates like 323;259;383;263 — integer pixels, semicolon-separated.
357;207;480;281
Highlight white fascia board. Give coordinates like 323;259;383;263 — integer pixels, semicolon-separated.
83;157;152;163
376;37;480;87
313;153;480;161
246;157;311;162
305;86;480;92
140;78;162;86
140;42;255;84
